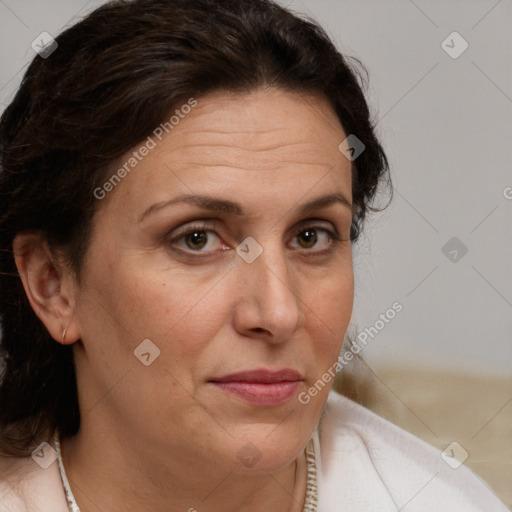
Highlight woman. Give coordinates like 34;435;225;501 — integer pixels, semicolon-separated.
0;0;507;510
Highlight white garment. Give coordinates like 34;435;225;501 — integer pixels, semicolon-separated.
0;390;509;511
314;391;509;511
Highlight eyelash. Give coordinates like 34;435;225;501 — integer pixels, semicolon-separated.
167;221;344;257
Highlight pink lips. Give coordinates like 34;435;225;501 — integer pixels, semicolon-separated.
209;369;303;406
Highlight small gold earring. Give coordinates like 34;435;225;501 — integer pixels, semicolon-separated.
62;328;67;344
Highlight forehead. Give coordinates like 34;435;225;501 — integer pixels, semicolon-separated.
101;87;351;216
168;88;346;163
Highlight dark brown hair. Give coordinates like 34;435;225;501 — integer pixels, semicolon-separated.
0;0;390;456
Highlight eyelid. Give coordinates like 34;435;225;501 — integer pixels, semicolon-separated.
294;218;339;235
170;220;219;239
169;219;339;240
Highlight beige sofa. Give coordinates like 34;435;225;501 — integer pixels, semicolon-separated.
334;362;512;508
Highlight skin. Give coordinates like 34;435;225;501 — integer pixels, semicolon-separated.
13;87;354;512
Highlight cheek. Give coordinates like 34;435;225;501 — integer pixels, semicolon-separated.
74;257;226;422
96;259;227;367
304;268;354;358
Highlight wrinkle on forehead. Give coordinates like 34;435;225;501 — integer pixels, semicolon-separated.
156;88;346;173
102;87;350;216
171;87;343;144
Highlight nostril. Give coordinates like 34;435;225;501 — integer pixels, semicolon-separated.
252;327;271;335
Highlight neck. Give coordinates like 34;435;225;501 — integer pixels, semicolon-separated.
60;425;308;512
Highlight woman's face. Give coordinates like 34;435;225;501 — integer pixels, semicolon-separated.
70;87;354;474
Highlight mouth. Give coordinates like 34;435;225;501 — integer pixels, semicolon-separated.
208;369;304;406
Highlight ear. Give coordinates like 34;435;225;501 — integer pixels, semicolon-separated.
12;231;81;345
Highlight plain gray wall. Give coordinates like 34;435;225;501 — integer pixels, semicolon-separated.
1;0;511;376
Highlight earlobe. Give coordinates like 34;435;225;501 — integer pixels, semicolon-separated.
12;231;80;345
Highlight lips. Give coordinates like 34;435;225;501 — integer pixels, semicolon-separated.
210;369;303;384
208;369;303;406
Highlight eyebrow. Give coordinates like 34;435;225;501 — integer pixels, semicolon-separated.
138;192;352;223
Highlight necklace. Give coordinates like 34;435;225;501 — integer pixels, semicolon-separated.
303;437;319;511
54;431;318;512
54;432;80;512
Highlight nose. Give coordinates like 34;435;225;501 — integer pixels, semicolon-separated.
232;240;303;343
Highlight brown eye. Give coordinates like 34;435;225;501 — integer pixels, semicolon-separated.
290;225;340;253
169;223;226;254
297;229;318;249
184;230;209;250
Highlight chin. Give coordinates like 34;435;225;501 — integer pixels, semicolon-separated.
223;434;305;475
